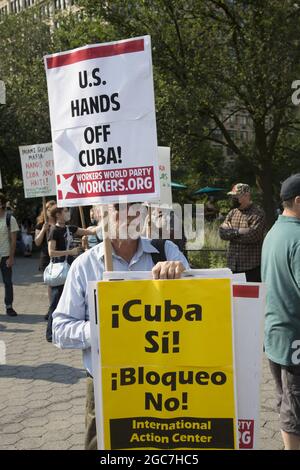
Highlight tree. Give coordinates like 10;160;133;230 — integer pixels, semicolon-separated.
0;8;52;189
2;1;300;226
79;0;300;226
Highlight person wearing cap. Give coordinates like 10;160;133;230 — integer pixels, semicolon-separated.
52;203;189;450
219;183;266;281
261;174;300;450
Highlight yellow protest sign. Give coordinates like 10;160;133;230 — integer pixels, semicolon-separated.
97;278;237;450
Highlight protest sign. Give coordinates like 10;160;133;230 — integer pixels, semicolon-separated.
232;284;265;449
96;271;265;450
91;277;237;450
19;143;56;198
150;147;172;205
44;36;160;206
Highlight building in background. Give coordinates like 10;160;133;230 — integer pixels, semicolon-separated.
0;0;75;20
210;105;273;163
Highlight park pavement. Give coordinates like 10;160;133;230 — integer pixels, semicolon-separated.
0;254;283;450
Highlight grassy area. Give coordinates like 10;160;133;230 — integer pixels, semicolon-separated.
187;220;228;269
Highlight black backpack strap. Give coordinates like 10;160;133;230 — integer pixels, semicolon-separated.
150;239;167;265
6;212;11;230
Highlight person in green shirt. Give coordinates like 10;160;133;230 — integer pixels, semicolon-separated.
262;174;300;450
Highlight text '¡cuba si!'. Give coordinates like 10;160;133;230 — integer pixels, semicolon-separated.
71;68;123;168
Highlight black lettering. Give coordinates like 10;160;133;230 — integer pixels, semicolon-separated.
145;371;160;385
123;299;142;321
145;393;162;411
107;147;118;164
71;99;80;117
165;397;180;411
211;372;227;385
161;372;177;391
178;371;194;386
79;150;86;167
92;67;102;86
84;127;94;144
89;95;100;114
79;70;88;88
144;304;161;321
195;371;210;385
165;300;183;321
96;148;106;165
100;94;110;112
111;92;121;111
81;98;89;115
144;331;159;353
186;304;202;321
120;368;136;386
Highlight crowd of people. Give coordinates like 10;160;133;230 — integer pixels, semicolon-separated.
1;174;300;450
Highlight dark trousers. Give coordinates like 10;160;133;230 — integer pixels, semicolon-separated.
85;375;98;450
46;284;64;342
0;256;13;307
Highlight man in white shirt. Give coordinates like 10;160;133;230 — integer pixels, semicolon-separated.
52;203;189;449
0;193;19;316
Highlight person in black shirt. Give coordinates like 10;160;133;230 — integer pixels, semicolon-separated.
46;206;98;342
35;200;56;320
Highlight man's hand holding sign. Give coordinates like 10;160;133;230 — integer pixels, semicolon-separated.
152;261;185;280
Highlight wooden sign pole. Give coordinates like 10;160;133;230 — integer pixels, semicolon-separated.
79;206;86;229
101;204;113;271
42;197;47;222
146;205;151;238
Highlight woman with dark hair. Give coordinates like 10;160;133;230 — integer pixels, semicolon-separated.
35;200;56;320
46;206;98;342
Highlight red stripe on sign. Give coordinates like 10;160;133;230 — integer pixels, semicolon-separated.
233;285;259;298
46;38;145;69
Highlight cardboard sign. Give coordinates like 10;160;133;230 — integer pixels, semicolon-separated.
232;284;265;449
92;278;237;450
19;143;56;198
151;147;172;206
44;36;160;206
94;271;265;450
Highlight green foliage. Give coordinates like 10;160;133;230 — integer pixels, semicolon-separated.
0;6;53;211
79;0;300;225
188;220;227;269
1;1;300;227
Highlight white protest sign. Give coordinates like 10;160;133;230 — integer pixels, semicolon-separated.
232;283;265;450
19;143;56;198
44;36;160;207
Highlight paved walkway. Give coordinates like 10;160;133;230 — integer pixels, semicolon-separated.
0;254;86;450
0;255;282;450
